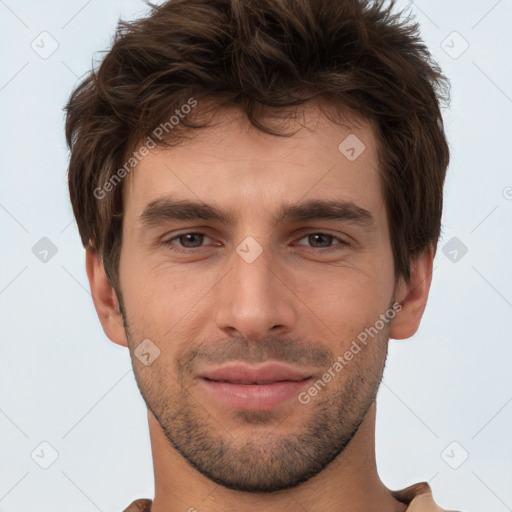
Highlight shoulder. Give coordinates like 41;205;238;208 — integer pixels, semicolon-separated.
391;482;462;512
122;498;153;512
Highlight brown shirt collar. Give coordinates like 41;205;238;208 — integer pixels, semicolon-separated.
123;481;457;511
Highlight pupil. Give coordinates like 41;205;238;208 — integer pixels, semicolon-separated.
181;233;203;247
310;234;331;247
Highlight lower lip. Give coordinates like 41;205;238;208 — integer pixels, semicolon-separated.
200;378;311;410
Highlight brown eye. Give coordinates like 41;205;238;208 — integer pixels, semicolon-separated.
176;233;205;248
295;233;348;250
307;233;334;248
162;232;215;252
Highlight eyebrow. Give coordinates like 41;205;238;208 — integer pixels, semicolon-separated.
275;199;376;230
138;197;376;231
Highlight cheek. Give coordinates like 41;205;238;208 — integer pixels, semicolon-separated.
303;265;391;317
122;248;200;309
298;266;394;358
120;261;216;354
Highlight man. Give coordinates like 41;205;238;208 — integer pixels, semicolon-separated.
65;0;459;510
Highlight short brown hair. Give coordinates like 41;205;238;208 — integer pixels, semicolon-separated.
65;0;450;288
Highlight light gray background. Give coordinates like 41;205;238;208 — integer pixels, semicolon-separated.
1;1;511;511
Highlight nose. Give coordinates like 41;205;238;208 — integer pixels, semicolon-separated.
214;243;297;341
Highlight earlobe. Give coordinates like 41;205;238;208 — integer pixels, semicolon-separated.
85;244;128;347
389;247;434;340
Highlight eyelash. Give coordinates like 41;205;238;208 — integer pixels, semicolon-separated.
161;231;349;253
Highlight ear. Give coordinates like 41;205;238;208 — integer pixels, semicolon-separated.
389;246;434;340
85;244;128;347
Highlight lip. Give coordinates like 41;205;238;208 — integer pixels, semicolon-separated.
198;362;312;384
198;363;312;410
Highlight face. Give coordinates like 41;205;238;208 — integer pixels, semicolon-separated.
116;102;399;492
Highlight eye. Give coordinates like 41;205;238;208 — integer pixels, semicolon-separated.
162;232;215;251
294;232;348;250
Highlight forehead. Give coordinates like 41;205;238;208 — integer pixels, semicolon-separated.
123;101;383;221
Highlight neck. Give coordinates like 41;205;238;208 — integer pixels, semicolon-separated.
148;401;406;512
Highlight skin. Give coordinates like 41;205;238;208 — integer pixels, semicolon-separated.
86;101;433;512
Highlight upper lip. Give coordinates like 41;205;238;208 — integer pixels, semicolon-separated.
198;363;312;384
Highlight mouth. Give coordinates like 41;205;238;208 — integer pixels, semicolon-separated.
197;363;313;410
204;379;303;385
